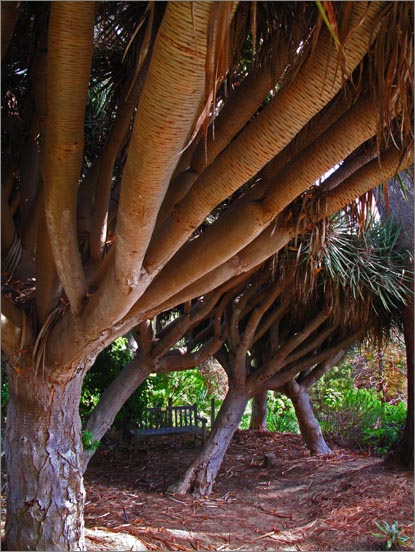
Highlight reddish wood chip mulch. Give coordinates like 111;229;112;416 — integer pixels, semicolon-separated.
83;430;414;551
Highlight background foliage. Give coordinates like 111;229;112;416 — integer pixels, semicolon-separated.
76;333;407;458
310;338;407;456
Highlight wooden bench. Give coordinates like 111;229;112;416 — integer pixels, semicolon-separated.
130;399;213;448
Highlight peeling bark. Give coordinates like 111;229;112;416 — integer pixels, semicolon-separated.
4;357;86;551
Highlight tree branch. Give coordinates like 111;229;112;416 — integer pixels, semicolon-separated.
89;53;151;261
143;3;382;280
158;336;223;372
248;311;330;389
263;329;364;391
44;2;95;315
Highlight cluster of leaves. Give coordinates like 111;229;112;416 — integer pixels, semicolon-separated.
372;520;411;551
81;430;100;453
276;212;413;353
80;343;220;429
139;370;212;416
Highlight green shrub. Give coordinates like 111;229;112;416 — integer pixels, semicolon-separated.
80;340;220;431
239;392;300;433
80;337;135;425
308;350;407;457
318;386;406;456
267;393;300;433
81;430;100;452
239;400;252;429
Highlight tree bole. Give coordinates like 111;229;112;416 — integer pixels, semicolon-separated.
285;383;331;455
168;386;249;497
249;390;268;431
4;360;85;551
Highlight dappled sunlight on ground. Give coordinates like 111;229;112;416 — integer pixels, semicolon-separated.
83;430;413;551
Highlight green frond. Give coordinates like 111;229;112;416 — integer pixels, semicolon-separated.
277;211;412;340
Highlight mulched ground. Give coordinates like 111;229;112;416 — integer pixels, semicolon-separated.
83;430;414;551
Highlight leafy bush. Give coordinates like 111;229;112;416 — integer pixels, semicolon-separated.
80;336;135;424
139;369;217;423
316;382;406;456
266;393;300;433
239;400;252;429
81;430;100;452
80;339;219;430
239;392;300;433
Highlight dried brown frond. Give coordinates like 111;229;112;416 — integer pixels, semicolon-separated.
32;301;69;378
123;1;155;100
368;2;414;154
188;2;235;157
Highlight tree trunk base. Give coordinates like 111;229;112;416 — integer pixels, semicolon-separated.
169;387;249;497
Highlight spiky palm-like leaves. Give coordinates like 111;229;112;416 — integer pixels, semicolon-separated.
1;4;413;547
279;212;412;339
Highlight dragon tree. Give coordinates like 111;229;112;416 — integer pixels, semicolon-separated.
1;2;413;549
167;213;412;496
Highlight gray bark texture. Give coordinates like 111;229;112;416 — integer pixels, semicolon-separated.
168;386;249;497
285;381;332;455
4;360;85;551
249;390;268;431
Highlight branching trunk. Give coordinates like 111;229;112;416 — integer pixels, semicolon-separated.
4;357;86;551
82;356;154;472
285;382;331;455
168;386;249;497
249;390;268;431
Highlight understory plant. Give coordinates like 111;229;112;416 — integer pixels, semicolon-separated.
312;363;407;456
81;430;100;452
372;520;411;550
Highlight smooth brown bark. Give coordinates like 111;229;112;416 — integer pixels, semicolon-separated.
44;2;95;315
250;390;268;431
143;4;382;279
4;357;86;551
89;57;151;261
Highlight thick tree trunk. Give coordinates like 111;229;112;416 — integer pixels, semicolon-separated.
398;294;414;468
285;382;331;455
249;390;268;431
376;177;413;468
82;356;153;471
4;359;85;550
168;386;249;497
